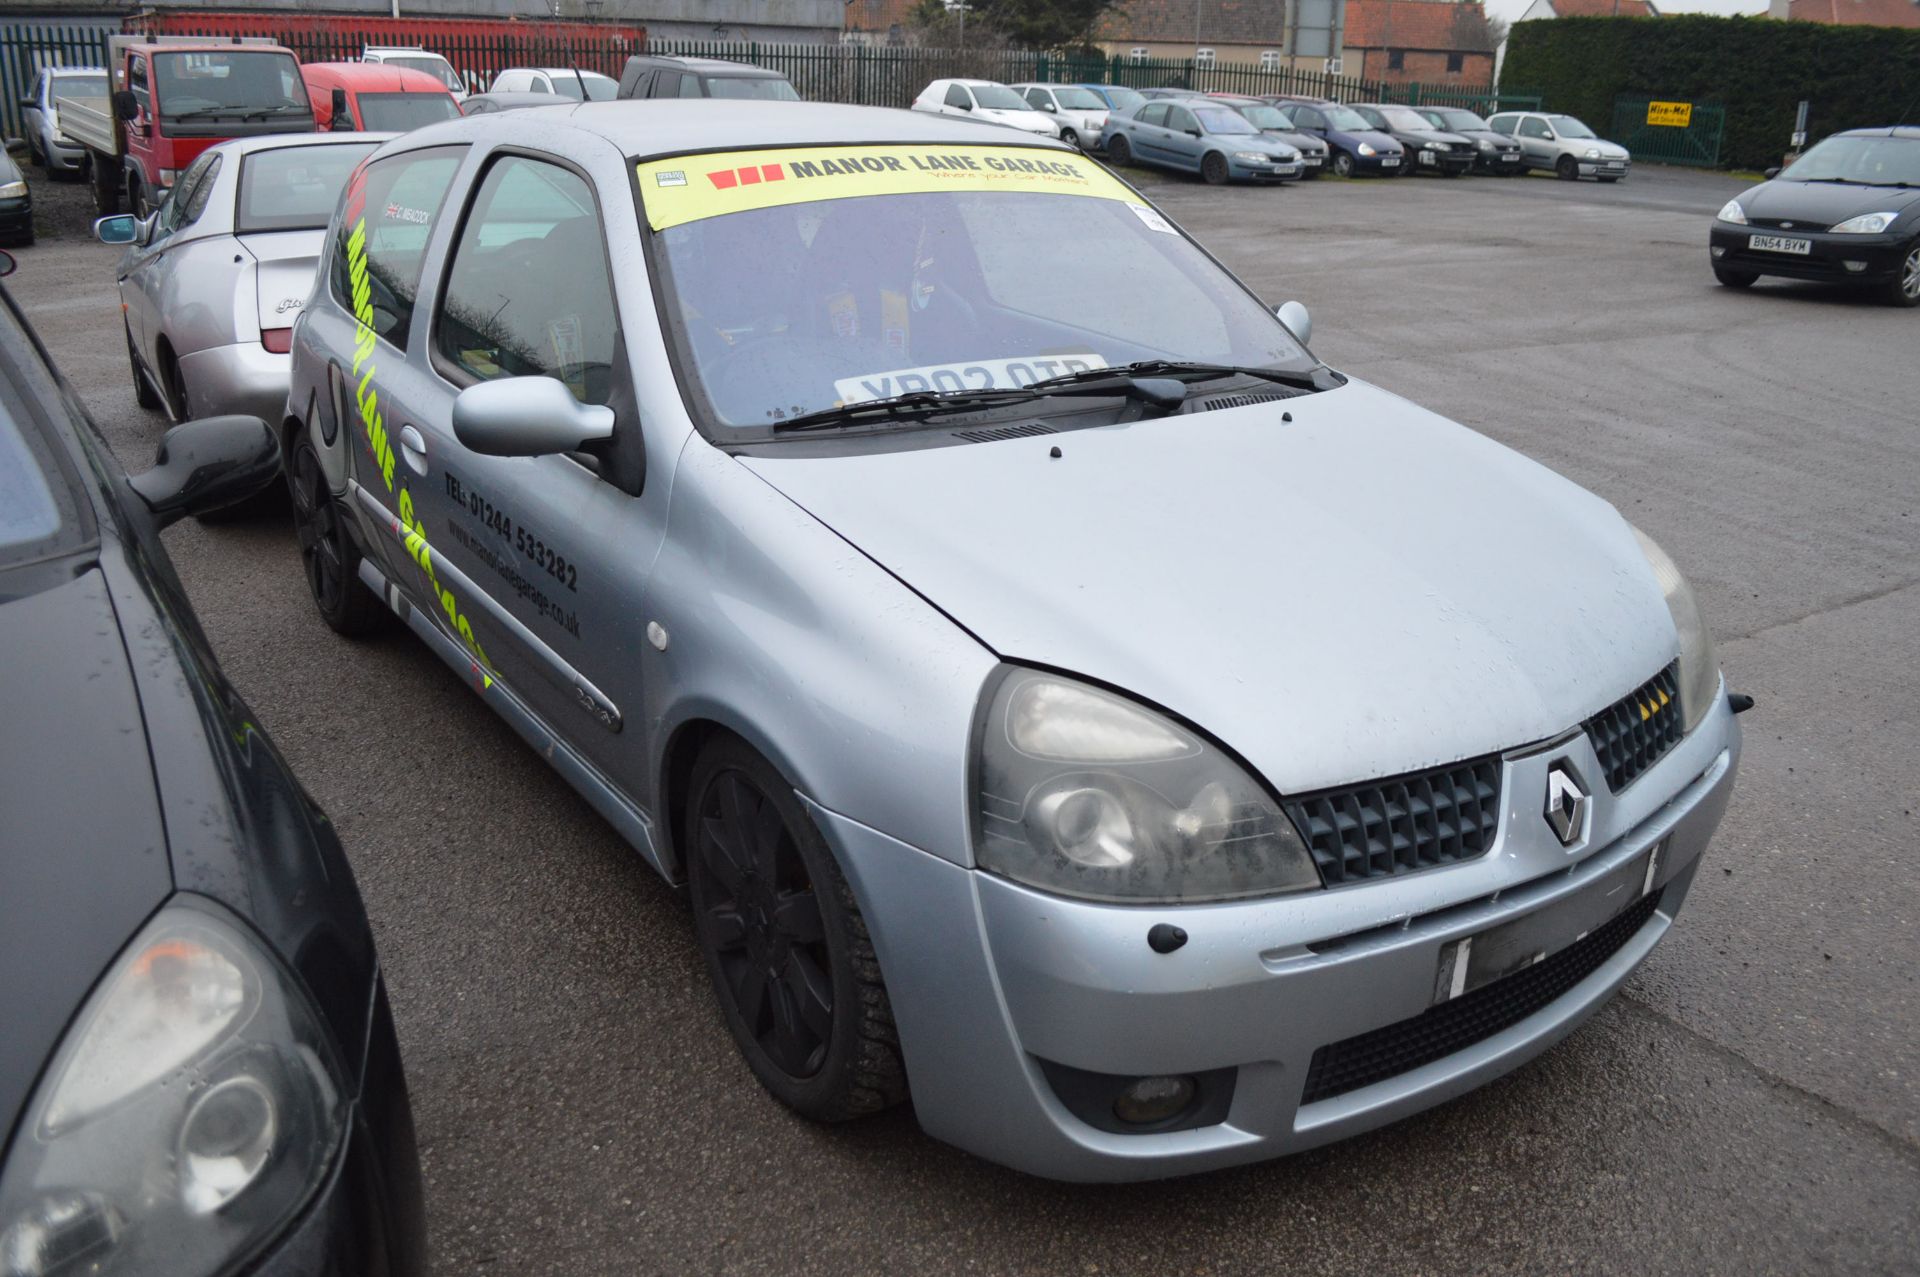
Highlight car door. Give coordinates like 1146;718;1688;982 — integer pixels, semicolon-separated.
1516;116;1555;166
122;149;219;377
1130;102;1169;162
1163;105;1205;171
417;151;657;782
943;82;972;119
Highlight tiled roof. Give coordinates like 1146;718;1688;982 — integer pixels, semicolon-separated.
844;0;919;33
1781;0;1920;25
1343;0;1496;50
1096;0;1291;45
1548;0;1659;16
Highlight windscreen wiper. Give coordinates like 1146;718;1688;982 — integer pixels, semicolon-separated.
769;375;1190;434
241;104;312;120
1030;359;1329;393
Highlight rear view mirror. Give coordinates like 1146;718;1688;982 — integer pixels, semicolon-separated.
112;89;138;121
94;214;138;244
127;416;278;528
1276;300;1312;346
453;376;614;458
330;86;351;130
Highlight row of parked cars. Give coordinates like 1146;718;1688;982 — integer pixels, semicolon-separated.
908;77;1631;186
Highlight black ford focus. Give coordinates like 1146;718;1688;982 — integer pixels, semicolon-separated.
0;261;424;1276
1709;126;1920;307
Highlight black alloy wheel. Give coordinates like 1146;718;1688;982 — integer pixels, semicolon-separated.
1556;154;1578;181
686;737;907;1121
289;438;385;635
1106;133;1132;166
1201;151;1229;185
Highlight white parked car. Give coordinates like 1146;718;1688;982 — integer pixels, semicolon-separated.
488;67;618;101
19;65;107;177
1009;82;1110;150
911;79;1058;138
361;46;466;101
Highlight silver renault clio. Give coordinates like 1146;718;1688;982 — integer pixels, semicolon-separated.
284;102;1739;1181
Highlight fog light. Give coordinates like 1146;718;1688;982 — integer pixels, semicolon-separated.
178;1075;277;1214
1843;260;1868;272
0;1191;120;1277
1112;1075;1197;1125
1710;246;1726;258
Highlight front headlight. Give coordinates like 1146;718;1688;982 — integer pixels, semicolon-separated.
1357;142;1376;157
1830;211;1898;235
972;669;1321;903
1718;198;1748;225
1477;138;1493;151
1232;151;1270;163
0;899;346;1277
1631;527;1720;734
1584;148;1601;160
0;181;25;200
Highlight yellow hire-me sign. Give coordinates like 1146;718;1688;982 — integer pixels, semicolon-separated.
1647;101;1693;128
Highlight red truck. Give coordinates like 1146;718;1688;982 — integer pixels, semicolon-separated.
55;35;314;218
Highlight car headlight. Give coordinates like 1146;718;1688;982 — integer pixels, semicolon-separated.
1631;527;1720;734
0;181;25;200
0;899;346;1277
1584;148;1601;160
1232;151;1271;163
1830;211;1898;235
1477;138;1493;151
971;669;1321;903
1357;142;1376;157
1717;198;1748;225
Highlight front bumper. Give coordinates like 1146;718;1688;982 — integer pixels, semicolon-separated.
0;198;31;241
1228;156;1303;181
177;339;292;428
1413;148;1473;175
1351;152;1403;175
824;690;1740;1181
1580;156;1630;178
1709;222;1911;284
44;137;87;172
1477;149;1525;172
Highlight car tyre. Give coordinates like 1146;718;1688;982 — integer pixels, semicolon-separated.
1556;155;1578;181
1201;151;1229;185
1598;176;1620;183
125;323;161;409
1106;133;1132;167
91;159;119;215
1331;150;1355;178
1884;240;1920;308
1713;266;1758;290
289;437;387;636
685;736;908;1123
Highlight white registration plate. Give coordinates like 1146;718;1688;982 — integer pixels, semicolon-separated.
1749;233;1812;255
1306;156;1323;167
1500;152;1520;162
1380;156;1400;167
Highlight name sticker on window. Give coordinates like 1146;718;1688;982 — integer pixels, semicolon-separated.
832;353;1109;404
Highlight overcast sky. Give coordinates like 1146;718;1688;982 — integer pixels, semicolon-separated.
1484;0;1771;26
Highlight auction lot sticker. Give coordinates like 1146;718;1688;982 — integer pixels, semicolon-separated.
835;353;1109;404
636;144;1140;230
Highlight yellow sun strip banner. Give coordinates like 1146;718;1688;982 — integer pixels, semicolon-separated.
635;144;1140;231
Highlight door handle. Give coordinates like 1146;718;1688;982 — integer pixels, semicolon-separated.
399;424;428;476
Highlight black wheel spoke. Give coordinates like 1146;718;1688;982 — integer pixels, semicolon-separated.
767;981;807;1073
699;815;748;895
705;904;747;950
748;797;786;881
783;949;834;1041
772;889;825;945
732;964;769;1031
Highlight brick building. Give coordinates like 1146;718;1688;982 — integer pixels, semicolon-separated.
1340;0;1498;84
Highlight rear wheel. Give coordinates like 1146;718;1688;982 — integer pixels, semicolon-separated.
1201;151;1229;186
157;345;187;421
288;437;387;636
1105;133;1132;167
1331;150;1355;178
1556;154;1578;181
686;736;907;1122
1884;241;1920;308
90;157;119;215
1713;266;1758;289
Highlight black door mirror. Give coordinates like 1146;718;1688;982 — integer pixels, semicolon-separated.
18;97;34;113
1763;166;1781;180
330;87;351;129
112;89;138;121
127;416;279;528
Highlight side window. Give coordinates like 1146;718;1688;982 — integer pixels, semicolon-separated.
944;83;970;109
435;156;615;404
1138;103;1168;127
160;151;219;234
1489;116;1514;135
1168;106;1196;134
678;74;704;98
1024;88;1049;109
329;145;466;351
128;57;149;115
181;153;223;225
1298;107;1325;129
1518;117;1550;139
527;78;549;94
30;72;45;104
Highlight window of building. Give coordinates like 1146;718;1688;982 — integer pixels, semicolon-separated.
1194;47;1216;67
1259;50;1281;71
1387;49;1405;71
1447;51;1465;73
1129;47;1149;63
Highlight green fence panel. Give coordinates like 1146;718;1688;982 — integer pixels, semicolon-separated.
0;21;115;141
1608;96;1724;167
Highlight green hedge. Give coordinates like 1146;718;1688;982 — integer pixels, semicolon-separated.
1503;14;1920;170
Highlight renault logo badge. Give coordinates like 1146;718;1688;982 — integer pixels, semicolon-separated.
1544;764;1587;847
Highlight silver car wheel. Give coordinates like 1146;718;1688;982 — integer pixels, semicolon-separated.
1904;245;1920;301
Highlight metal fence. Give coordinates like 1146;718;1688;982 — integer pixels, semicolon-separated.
0;21;1540;145
1608;96;1725;168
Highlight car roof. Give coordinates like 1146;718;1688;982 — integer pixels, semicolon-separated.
208;130;400;159
45;65;105;75
400;99;1074;158
465;90;573;107
630;54;783;76
1835;125;1920;139
301;62;449;93
516;67;616;78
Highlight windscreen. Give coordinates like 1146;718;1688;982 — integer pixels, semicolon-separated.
549;73;617;101
238;141;378;232
1323;104;1371;131
1433;108;1486;130
355;92;461;131
1104;87;1145;113
635;144;1308;434
1194;107;1257;135
1381;107;1433;131
1781;135;1920;185
1238;105;1290;130
384;56;464;92
705;76;801;101
154;51;308;122
1552;115;1597;139
1053;87;1104;110
971;84;1032;111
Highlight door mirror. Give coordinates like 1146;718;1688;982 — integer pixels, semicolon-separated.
329;86;351;128
1276;300;1312;346
452;376;615;458
1763;166;1781;180
0;250;14;279
112;89;138;121
18;97;34;113
1185;128;1202;137
94;214;139;245
126;416;278;528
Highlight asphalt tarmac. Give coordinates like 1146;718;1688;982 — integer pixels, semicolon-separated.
11;159;1916;1276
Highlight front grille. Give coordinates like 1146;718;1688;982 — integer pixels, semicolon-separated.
1749;217;1822;232
1283;756;1501;886
1300;890;1662;1105
1584;662;1682;792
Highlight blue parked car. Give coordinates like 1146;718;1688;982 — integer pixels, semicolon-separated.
1073;82;1147;118
1102;99;1304;185
1268;98;1405;177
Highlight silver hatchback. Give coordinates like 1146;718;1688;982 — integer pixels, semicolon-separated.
284;102;1738;1181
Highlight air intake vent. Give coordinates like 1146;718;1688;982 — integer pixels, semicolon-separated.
953;422;1057;443
1195;391;1295;413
